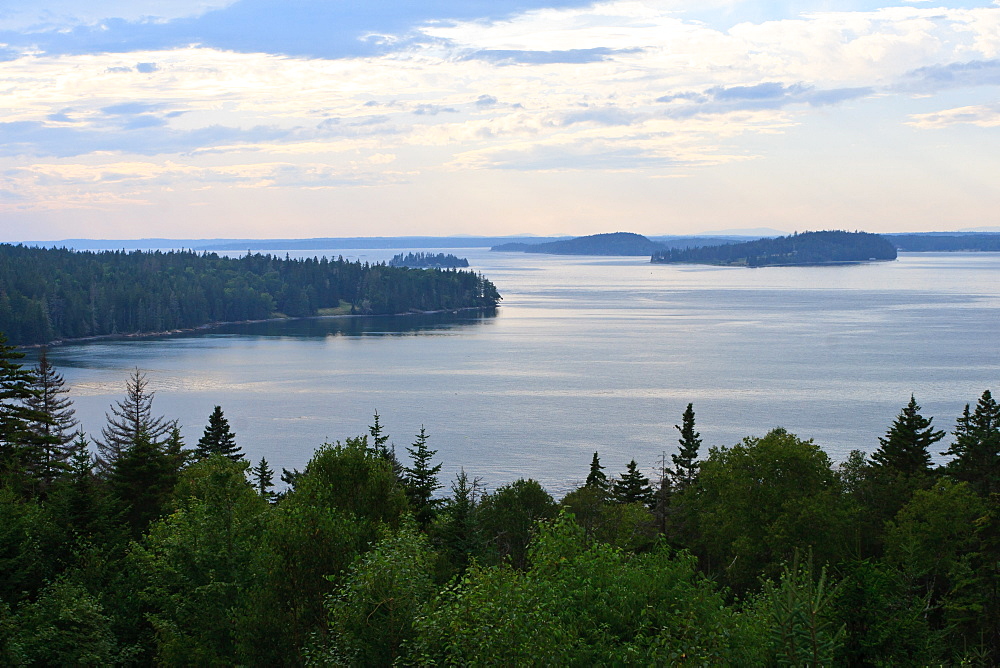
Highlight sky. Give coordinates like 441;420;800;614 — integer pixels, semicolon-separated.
2;0;1000;241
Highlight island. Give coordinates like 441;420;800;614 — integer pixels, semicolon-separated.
650;230;897;267
493;232;666;256
388;252;470;268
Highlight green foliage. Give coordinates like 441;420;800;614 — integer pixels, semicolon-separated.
682;428;850;592
404;426;442;528
476;478;557;569
250;456;276;502
132;456;267;665
944;390;1000;496
584;451;608;493
612;459;654;507
431;468;482;575
0;333;49;483
751;552;846;667
319;522;437;666
10;579;116;666
871;395;943;477
109;427;178;535
671;402;702;491
195;405;242;461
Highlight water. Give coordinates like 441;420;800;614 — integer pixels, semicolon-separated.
27;250;1000;496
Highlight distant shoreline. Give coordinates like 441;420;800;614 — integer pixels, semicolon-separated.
20;306;497;350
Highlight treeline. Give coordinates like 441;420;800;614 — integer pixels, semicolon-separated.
888;233;1000;252
0;245;501;346
651;230;898;266
0;338;998;664
388;252;470;269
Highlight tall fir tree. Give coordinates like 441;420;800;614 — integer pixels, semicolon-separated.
404;425;443;527
585;451;609;494
871;395;943;477
0;333;50;483
24;349;80;487
370;410;404;483
943;390;1000;496
109;426;176;534
95;368;170;475
250;456;275;502
195;406;242;461
670;403;702;491
612;460;654;507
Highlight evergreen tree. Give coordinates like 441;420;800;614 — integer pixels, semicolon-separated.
585;451;609;494
24;349;79;487
370;410;404;483
612;460;654;507
109;426;175;534
0;333;52;490
404;426;443;527
943;390;1000;496
670;403;702;491
870;395;943;477
95;368;170;475
250;457;275;502
435;468;482;573
195;406;242;461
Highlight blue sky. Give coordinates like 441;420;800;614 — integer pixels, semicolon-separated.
2;0;1000;240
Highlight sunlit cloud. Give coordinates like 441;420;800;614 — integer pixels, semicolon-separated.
907;102;1000;128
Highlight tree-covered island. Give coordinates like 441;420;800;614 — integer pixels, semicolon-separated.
0;245;501;346
651;230;898;266
388;252;470;268
493;231;666;256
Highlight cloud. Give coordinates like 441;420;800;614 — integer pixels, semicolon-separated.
462;47;642;65
897;59;1000;93
907;103;1000;128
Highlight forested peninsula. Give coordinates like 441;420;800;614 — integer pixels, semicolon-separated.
0;341;998;665
493;231;665;256
651;230;898;266
0;245;501;346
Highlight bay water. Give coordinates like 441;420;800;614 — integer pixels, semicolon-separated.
29;249;1000;496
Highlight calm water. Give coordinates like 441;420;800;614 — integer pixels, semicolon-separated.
28;250;1000;496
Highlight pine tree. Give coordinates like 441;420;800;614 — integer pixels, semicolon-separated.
585;451;609;494
95;368;170;475
612;460;654;507
0;333;49;481
109;426;175;534
670;403;702;491
944;390;1000;496
251;457;275;502
195;405;242;461
370;410;404;483
870;395;943;477
24;350;79;486
404;425;443;527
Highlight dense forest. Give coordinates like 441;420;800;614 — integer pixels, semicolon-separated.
651;230;898;266
388;253;470;269
0;337;998;665
0;245;501;346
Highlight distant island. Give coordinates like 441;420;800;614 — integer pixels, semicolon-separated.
493;232;666;256
886;233;1000;252
389;252;469;268
651;230;897;267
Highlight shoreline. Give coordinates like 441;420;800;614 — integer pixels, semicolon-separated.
20;306;498;350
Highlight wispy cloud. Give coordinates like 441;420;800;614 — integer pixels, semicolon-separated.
907;103;1000;128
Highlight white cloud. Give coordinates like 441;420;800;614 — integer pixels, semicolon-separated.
0;1;238;31
907;102;1000;128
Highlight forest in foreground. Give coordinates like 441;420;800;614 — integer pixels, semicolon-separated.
0;245;501;346
0;334;998;665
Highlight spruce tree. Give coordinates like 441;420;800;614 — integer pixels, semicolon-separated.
369;410;404;483
195;405;242;461
24;350;79;486
109;426;175;534
943;390;1000;496
95;368;170;475
585;451;609;494
870;395;943;477
612;460;654;507
670;403;702;491
251;457;276;502
404;426;443;527
0;333;50;482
